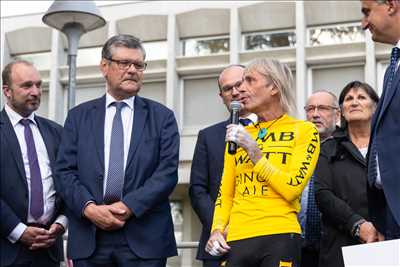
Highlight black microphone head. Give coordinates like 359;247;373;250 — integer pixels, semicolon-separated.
230;101;241;112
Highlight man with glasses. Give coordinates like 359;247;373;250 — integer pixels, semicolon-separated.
299;90;340;267
56;34;179;267
189;65;255;267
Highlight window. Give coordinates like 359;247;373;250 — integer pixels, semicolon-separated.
14;52;52;69
243;30;296;51
77;47;102;66
182;36;229;56
308;23;365;46
170;201;183;242
142;41;167;60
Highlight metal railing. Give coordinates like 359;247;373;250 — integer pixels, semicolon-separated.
62;235;200;267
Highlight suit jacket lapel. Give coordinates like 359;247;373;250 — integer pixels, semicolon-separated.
0;109;27;187
126;96;148;170
35;116;56;166
92;96;106;171
376;66;400;126
217;119;229;153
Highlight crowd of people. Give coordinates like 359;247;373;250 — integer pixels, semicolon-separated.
1;0;399;267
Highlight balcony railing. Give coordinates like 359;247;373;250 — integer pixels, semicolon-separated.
62;235;200;267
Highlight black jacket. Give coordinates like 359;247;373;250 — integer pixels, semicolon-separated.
314;128;369;267
189;120;228;261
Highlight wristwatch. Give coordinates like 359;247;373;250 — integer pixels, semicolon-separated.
354;223;362;239
352;219;365;239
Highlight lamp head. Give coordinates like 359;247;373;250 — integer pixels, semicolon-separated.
42;0;106;34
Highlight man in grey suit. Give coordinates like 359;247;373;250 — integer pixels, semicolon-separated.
1;60;66;267
361;0;400;240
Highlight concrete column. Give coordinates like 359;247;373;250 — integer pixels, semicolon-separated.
365;31;376;89
229;7;241;64
108;20;117;37
48;30;66;123
182;198;193;267
295;1;307;119
166;14;181;127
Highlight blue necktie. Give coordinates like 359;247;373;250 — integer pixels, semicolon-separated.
305;175;321;246
239;118;252;126
380;47;400;112
20;119;44;220
368;47;400;185
104;102;126;204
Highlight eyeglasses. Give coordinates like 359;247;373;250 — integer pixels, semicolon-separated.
106;57;147;71
304;104;338;114
221;80;243;94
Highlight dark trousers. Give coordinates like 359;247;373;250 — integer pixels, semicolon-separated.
6;246;59;267
203;259;224;267
300;247;319;267
73;229;166;267
385;205;400;240
226;233;301;267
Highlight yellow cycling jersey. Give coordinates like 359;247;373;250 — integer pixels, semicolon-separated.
211;114;320;242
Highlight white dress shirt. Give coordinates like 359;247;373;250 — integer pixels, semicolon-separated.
374;40;400;188
103;93;135;195
240;113;258;125
5;104;67;243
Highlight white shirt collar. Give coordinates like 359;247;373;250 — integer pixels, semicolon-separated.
105;92;135;110
242;113;258;124
4;103;36;127
396;40;400;49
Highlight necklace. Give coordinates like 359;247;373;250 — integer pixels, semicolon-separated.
255;115;283;139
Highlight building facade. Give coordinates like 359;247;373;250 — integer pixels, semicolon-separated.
0;1;392;266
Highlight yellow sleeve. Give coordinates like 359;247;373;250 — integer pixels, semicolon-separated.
211;145;236;232
253;122;320;202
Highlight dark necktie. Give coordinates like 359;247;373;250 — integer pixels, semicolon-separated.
239;118;252;126
104;102;126;204
368;47;400;185
20;119;44;220
305;175;321;246
380;47;400;112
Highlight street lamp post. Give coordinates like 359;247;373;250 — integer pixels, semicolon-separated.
42;1;106;110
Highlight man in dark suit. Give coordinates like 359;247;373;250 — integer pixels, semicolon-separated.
1;60;66;267
189;65;255;267
361;0;400;240
56;34;179;267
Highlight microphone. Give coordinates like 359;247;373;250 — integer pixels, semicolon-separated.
228;101;241;155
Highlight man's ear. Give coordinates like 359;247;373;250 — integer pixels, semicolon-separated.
99;58;108;78
388;0;400;15
2;85;11;99
335;109;341;124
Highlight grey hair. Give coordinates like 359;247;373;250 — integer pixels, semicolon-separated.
310;90;339;108
246;58;296;114
102;34;146;60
